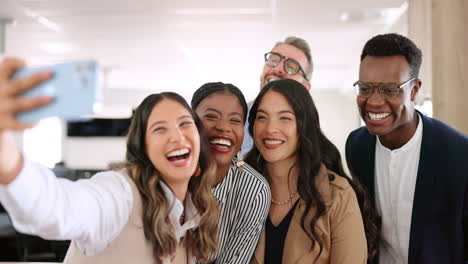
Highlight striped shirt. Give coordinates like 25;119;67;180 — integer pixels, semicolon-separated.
211;157;271;264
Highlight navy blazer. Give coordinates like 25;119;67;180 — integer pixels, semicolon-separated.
346;112;468;264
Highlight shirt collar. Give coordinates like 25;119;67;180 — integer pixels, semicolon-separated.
377;113;423;154
159;181;201;242
212;161;238;204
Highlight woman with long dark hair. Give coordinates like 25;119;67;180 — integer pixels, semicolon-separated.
0;58;219;264
191;82;270;263
246;79;379;263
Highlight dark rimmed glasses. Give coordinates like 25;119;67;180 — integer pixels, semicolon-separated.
353;77;417;99
264;52;309;81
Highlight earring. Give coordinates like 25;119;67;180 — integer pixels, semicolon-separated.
194;165;201;176
236;151;245;172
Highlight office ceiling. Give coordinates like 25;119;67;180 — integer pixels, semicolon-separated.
0;0;408;109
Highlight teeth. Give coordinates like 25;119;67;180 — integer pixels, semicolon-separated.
267;76;280;83
167;148;189;157
264;140;283;145
210;138;232;147
369;112;391;120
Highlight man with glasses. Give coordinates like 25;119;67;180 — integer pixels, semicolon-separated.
259;38;312;90
242;36;312;153
346;33;468;264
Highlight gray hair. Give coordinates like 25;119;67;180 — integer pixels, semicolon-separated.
274;36;313;80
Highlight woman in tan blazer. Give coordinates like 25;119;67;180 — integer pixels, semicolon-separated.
245;79;379;264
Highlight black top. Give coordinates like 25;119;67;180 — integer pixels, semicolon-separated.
265;201;299;264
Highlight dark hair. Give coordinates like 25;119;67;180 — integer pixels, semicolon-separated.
245;79;379;257
191;82;248;123
361;33;423;78
125;92;219;261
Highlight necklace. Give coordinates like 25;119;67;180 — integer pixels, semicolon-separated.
271;191;299;206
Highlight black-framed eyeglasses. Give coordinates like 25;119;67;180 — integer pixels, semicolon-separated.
264;52;309;81
353;77;417;99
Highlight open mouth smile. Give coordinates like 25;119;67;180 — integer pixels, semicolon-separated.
166;148;191;164
209;137;234;153
263;138;285;149
368;112;392;121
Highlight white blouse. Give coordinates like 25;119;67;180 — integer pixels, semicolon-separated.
0;158;201;257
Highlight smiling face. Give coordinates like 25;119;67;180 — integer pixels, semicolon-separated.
145;98;200;185
195;92;244;168
260;44;310;90
253;90;298;165
358;55;420;146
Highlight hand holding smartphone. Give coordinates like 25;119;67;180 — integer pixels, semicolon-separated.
13;60;102;122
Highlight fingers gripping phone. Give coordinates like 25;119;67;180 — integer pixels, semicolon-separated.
14;60;102;122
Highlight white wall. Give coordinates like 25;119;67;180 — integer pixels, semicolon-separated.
313;90;361;171
64;137;126;170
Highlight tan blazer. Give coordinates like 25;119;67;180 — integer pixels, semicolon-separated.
250;165;367;264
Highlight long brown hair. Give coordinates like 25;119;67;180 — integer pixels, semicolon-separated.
245;79;379;258
125;92;219;261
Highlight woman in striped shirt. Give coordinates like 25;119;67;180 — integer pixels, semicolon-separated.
191;82;271;264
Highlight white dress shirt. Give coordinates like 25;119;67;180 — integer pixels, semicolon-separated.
375;114;423;264
0;158;201;259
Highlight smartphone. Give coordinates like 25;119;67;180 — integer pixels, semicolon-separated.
14;60;102;122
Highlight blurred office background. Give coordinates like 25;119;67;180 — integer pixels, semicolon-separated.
0;0;466;261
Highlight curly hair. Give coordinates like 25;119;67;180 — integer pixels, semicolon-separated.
361;33;422;78
125;92;219;261
245;79;379;258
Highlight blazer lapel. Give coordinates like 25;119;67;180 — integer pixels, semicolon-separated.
348;129;377;263
251;165;331;264
350;129;377;207
282;199;314;264
407;113;437;264
282;166;331;264
361;131;377;207
251;203;318;264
